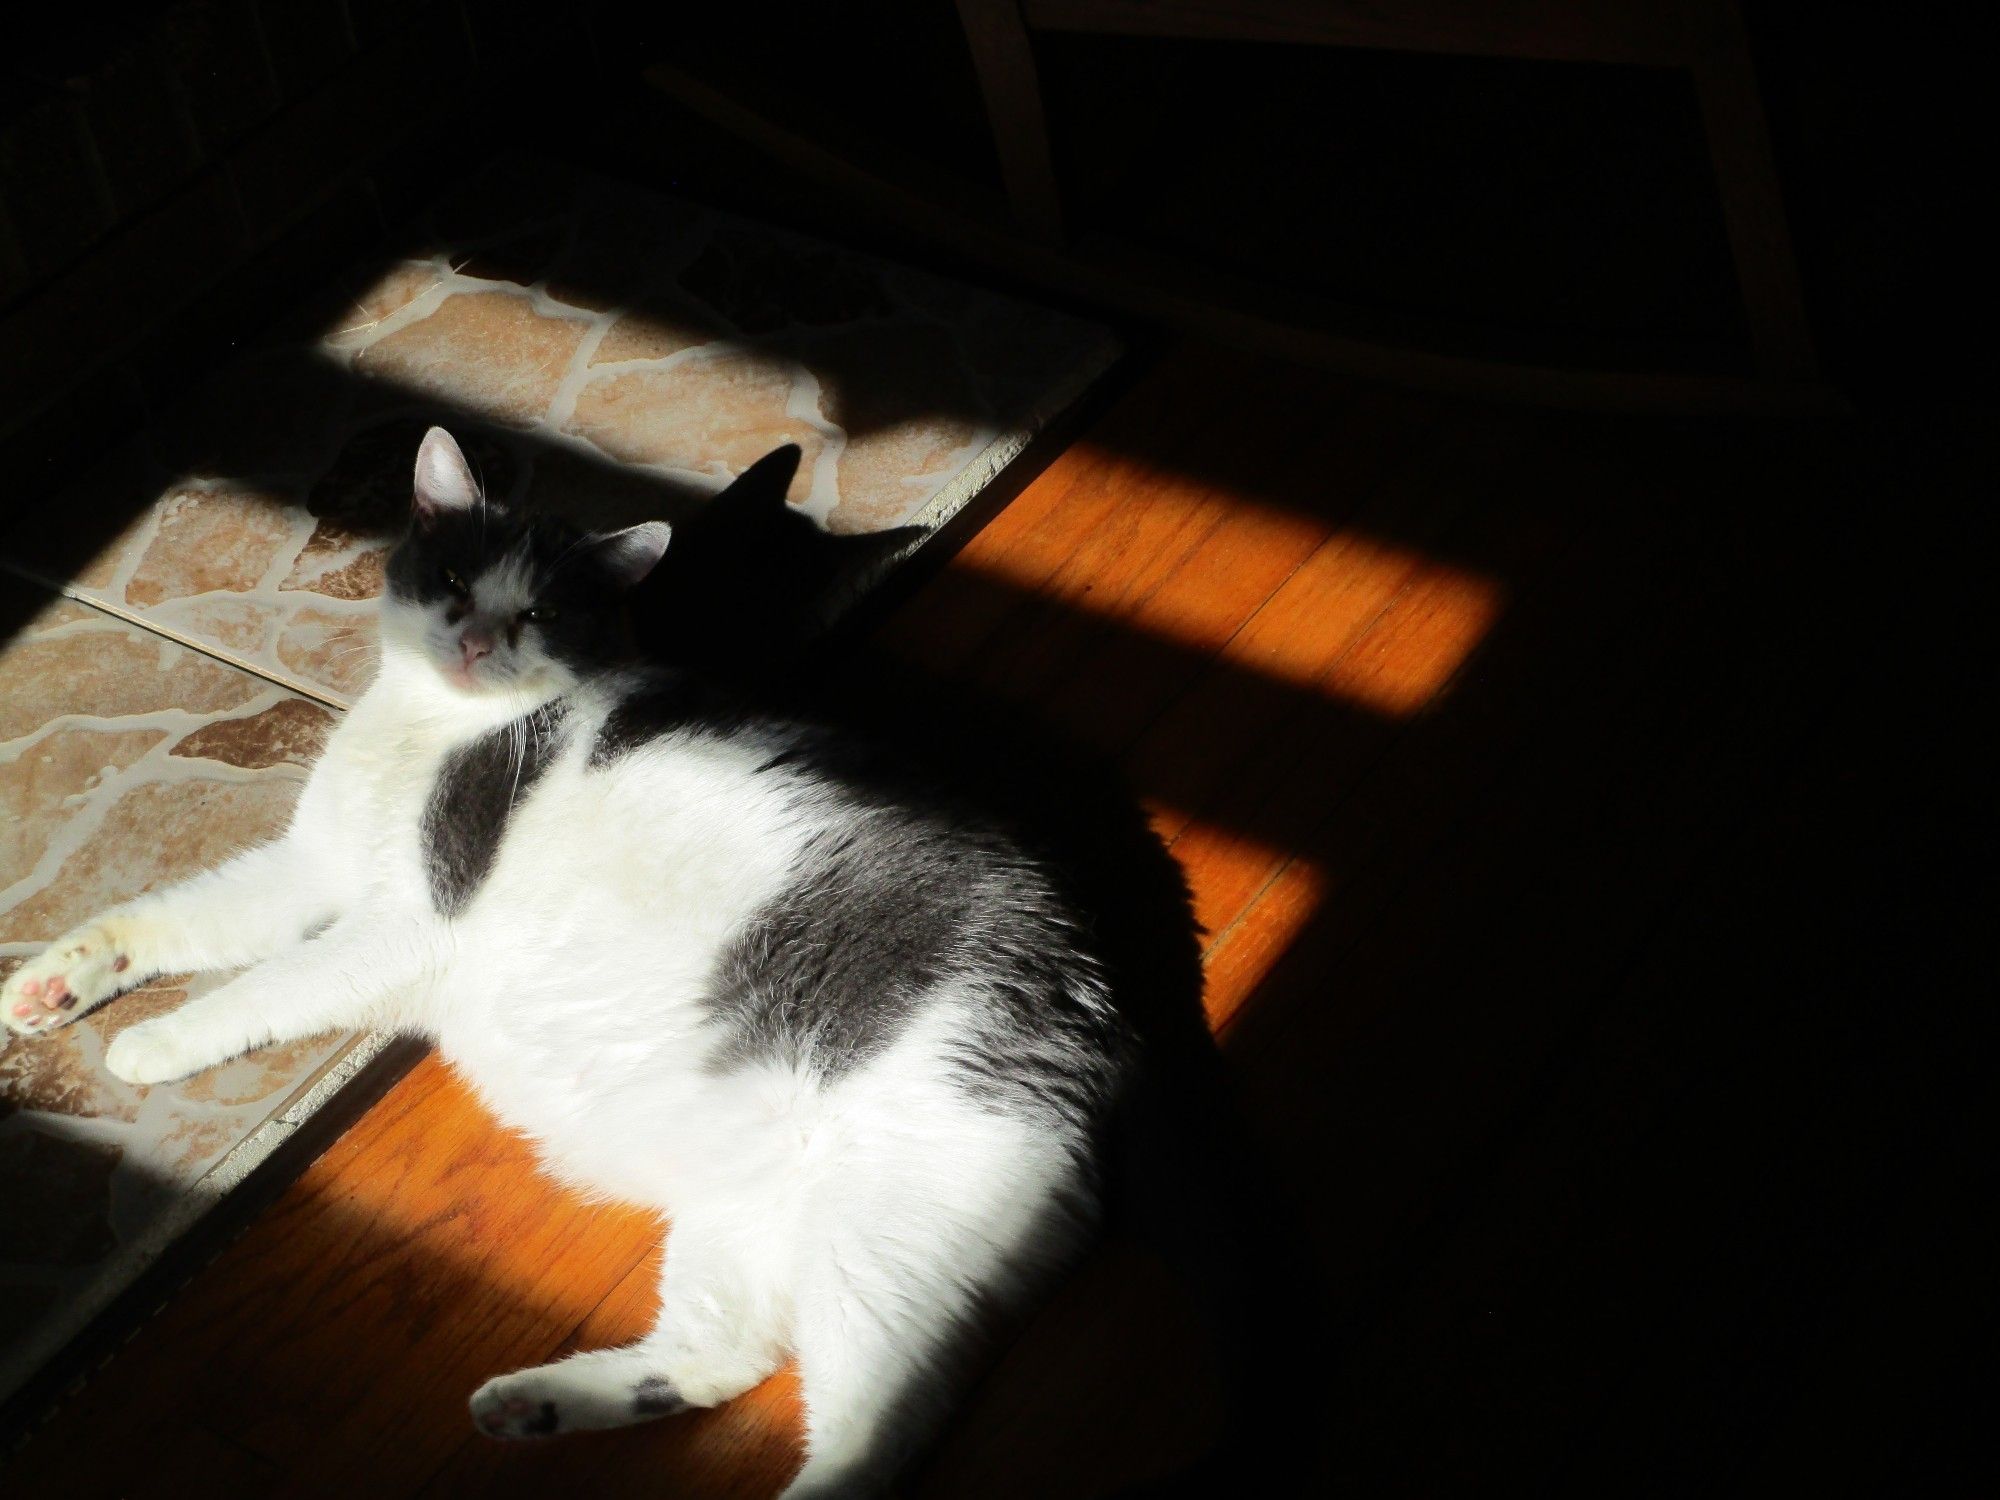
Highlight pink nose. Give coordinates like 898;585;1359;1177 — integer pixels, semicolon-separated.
460;630;494;665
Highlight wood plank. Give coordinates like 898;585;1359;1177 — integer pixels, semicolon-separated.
6;1056;660;1496
871;347;1285;673
7;349;1874;1498
417;1246;809;1496
1216;443;1849;1316
1146;410;1573;997
880;360;1446;768
1192;473;1628;1020
1027;383;1447;756
956;0;1069;242
909;424;1695;1492
916;1239;1221;1498
1499;692;1968;1491
919;425;1849;1493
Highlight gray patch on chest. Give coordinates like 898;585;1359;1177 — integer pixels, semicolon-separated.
423;704;568;916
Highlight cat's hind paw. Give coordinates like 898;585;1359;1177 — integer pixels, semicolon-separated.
471;1357;687;1440
4;925;133;1037
470;1386;563;1440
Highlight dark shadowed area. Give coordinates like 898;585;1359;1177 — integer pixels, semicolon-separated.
0;2;1983;1496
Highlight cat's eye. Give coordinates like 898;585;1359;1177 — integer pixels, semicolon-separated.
440;567;469;598
522;605;557;625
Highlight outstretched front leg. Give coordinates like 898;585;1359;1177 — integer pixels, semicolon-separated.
4;828;340;1037
103;910;438;1086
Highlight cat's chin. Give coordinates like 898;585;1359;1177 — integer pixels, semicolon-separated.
431;660;571;704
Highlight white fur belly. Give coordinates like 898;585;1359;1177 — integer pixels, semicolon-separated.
428;732;816;1210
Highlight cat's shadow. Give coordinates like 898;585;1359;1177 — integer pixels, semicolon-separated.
630;442;923;678
664;452;1310;1495
634;440;1211;1080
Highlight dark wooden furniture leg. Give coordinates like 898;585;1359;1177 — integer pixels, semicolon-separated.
956;0;1068;245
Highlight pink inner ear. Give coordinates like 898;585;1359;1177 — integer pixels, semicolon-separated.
602;522;671;588
415;428;481;515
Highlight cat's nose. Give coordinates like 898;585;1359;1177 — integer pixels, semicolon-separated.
460;629;495;664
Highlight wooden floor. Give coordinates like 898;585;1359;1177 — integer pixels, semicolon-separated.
6;345;1970;1496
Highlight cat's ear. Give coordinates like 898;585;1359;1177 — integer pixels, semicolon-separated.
595;521;672;590
413;427;482;523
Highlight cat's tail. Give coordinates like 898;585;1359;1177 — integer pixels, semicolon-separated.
1102;1034;1328;1496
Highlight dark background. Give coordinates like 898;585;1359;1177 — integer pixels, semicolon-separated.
2;2;1986;1492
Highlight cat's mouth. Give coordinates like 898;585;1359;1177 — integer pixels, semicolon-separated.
443;658;493;693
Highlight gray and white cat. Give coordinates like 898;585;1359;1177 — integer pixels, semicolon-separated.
2;428;1153;1496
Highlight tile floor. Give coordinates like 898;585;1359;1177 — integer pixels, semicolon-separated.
0;157;1115;1416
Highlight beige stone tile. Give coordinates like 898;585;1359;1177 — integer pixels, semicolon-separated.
794;323;991;534
0;607;267;744
0;172;1116;709
0;970;184;1128
831;418;989;534
517;446;701;535
566;351;827;499
351;289;594;429
170;698;334;771
544;186;707;313
0;592;361;1394
274;602;377;702
0;1128;124;1265
322;259;453;347
123;480;302;609
1;727;167;878
154;596;284;657
588;295;724;365
279;518;389;601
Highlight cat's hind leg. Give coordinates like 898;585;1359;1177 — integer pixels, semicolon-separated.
469;1344;693;1440
779;1102;1094;1498
471;1206;791;1440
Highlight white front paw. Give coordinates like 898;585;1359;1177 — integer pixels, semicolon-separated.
4;922;133;1036
105;1020;201;1086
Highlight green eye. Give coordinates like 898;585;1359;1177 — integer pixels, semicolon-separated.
522;605;557;625
440;567;469;598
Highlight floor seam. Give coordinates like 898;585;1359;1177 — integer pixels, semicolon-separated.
0;559;351;712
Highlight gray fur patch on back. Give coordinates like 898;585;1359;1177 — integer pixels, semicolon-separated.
707;787;1131;1135
706;808;981;1076
587;671;1136;1136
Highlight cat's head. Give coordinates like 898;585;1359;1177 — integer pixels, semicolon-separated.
381;427;669;698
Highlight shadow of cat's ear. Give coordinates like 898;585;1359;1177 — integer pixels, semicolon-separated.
712;444;803;517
